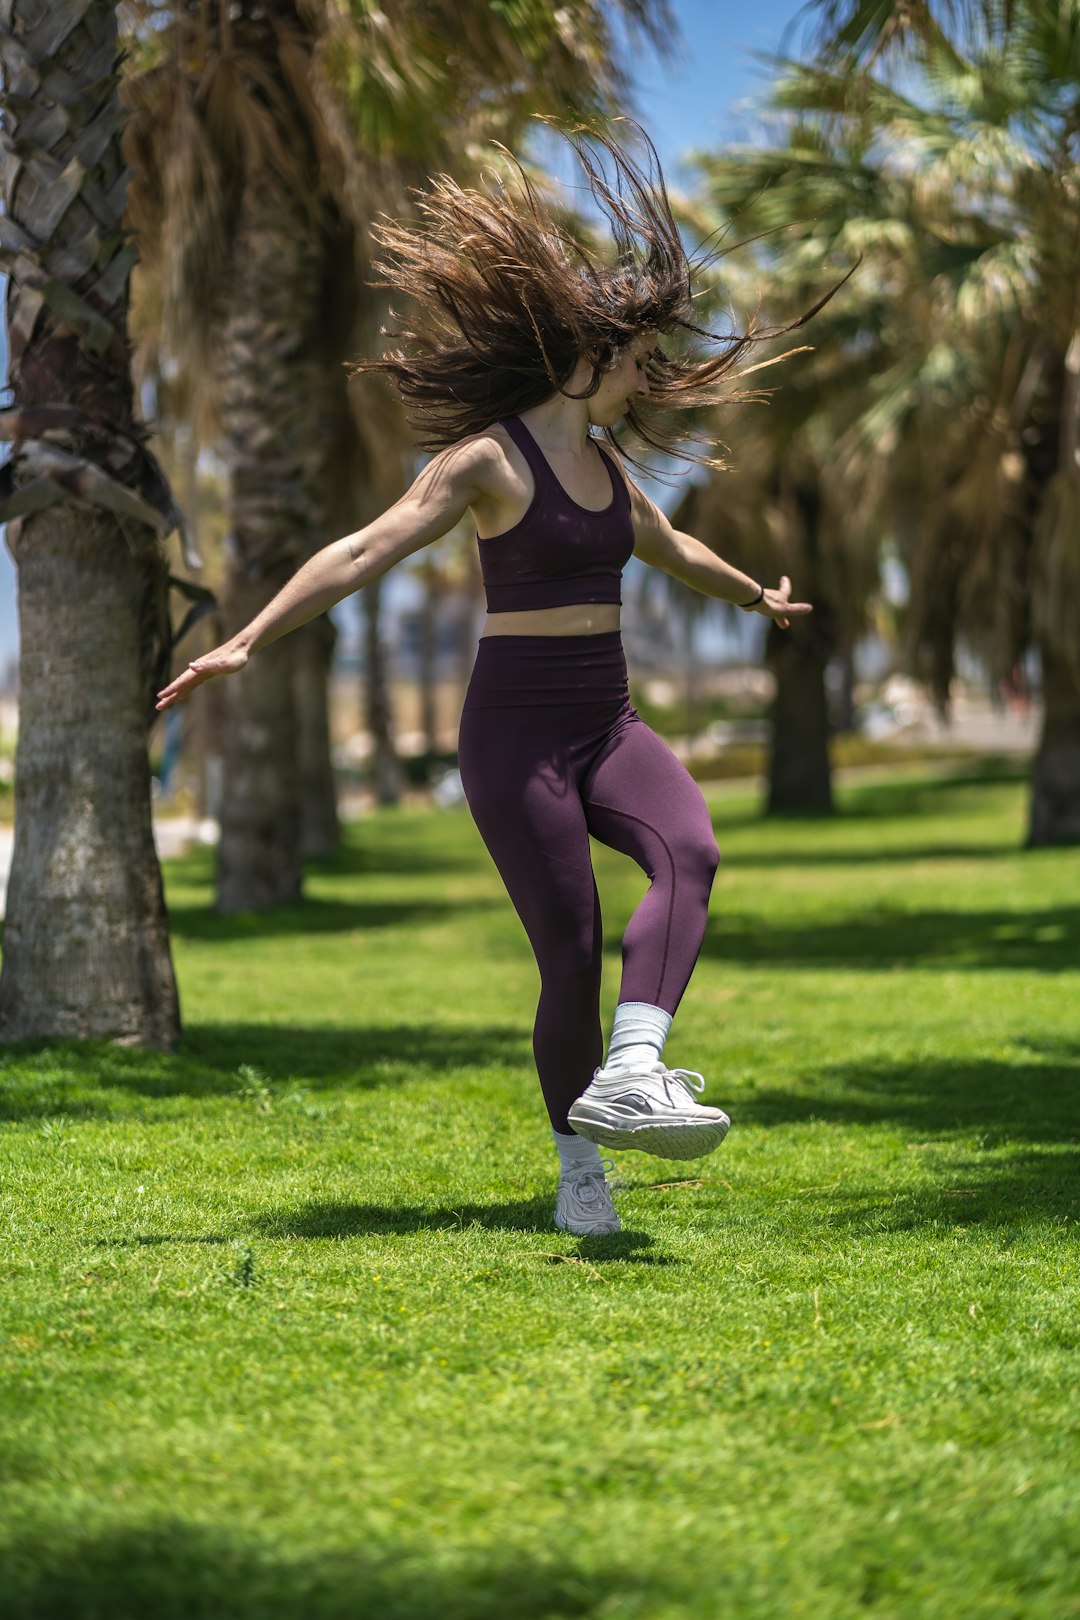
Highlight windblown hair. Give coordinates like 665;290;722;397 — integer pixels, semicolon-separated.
352;124;832;470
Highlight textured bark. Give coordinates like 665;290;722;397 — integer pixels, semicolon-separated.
765;482;837;816
767;622;834;815
363;580;403;806
1027;649;1080;846
1;509;179;1044
0;0;179;1045
217;570;302;910
295;613;340;857
292;362;352;857
212;174;323;905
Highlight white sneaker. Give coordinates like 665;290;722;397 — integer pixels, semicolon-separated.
554;1158;621;1235
567;1064;730;1160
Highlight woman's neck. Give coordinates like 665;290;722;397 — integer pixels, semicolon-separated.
518;392;593;454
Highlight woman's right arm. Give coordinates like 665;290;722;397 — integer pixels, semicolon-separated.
155;438;490;710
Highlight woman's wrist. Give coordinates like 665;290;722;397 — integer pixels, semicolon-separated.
738;583;765;611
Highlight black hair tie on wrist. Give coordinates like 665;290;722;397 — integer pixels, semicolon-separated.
739;583;765;611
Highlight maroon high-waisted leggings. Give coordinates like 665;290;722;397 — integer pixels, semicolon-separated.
457;632;720;1132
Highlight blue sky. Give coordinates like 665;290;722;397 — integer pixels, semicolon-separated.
632;0;809;173
0;0;806;666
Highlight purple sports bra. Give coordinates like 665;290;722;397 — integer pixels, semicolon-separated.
476;416;635;613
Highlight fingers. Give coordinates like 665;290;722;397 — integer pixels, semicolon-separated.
155;663;206;711
762;580;812;631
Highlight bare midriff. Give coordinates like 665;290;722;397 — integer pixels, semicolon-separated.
481;603;621;637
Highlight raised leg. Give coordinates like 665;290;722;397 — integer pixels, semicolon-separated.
583;714;720;1014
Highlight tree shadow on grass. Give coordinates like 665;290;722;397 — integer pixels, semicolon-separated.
740;1044;1079;1231
3;1521;648;1620
160;825;485;886
707;759;1028;825
700;905;1080;972
722;841;1023;870
0;1022;529;1119
180;1022;528;1086
304;834;484;880
741;1043;1080;1141
167;892;502;942
824;1149;1078;1235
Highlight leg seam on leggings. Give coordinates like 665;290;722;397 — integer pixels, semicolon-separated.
588;799;676;1006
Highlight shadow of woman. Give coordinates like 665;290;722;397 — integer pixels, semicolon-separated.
250;1197;660;1257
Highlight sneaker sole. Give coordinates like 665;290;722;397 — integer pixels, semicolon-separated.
554;1214;622;1236
566;1105;730;1161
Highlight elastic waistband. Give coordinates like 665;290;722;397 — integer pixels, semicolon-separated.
465;631;629;709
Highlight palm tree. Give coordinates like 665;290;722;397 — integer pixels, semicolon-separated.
795;0;1080;845
0;0;187;1043
658;174;882;812
123;0;675;910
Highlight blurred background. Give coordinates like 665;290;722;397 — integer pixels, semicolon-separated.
2;0;1072;925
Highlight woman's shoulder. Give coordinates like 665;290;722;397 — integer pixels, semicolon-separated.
440;423;529;502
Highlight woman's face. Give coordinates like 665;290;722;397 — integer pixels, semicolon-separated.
586;333;656;427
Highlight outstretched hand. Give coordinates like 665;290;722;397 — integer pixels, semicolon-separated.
750;576;812;631
155;642;248;711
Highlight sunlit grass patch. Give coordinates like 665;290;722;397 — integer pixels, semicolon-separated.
1;769;1077;1619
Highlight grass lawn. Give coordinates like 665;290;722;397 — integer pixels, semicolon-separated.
1;766;1077;1619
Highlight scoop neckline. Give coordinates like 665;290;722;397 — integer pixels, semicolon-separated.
513;416;618;517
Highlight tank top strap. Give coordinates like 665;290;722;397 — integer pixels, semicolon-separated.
500;416;556;497
594;439;630;511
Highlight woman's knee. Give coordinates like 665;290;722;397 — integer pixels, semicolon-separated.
677;823;720;890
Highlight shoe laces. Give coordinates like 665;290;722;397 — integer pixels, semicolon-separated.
656;1066;705;1103
563;1159;615;1210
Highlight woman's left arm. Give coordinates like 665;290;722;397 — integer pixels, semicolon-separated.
628;480;811;631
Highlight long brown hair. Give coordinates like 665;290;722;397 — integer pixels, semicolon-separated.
353;123;831;470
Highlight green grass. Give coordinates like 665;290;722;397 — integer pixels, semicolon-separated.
1;767;1078;1620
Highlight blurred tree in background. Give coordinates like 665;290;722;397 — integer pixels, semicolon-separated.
687;0;1080;840
121;0;675;910
4;0;1076;1060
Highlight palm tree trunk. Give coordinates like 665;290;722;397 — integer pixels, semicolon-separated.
217;570;302;910
1;510;179;1043
766;621;834;815
1027;648;1080;846
213;177;322;908
766;484;836;815
295;613;341;857
1027;335;1080;846
0;0;179;1045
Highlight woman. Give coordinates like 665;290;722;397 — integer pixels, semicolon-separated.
156;130;814;1236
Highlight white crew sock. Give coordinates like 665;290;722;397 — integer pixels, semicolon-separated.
600;1001;673;1076
553;1128;603;1175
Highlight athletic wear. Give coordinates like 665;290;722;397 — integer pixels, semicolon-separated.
604;1000;673;1073
555;1158;621;1235
568;1065;730;1160
458;632;719;1133
476;417;634;612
